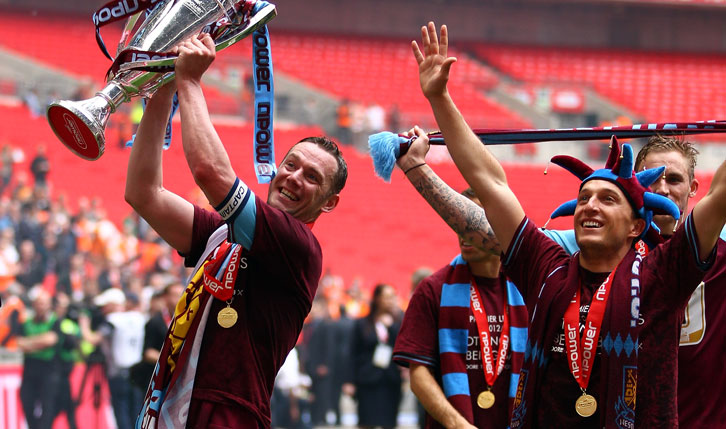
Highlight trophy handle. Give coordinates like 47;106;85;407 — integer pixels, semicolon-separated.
214;3;276;51
116;3;277;74
46;83;126;160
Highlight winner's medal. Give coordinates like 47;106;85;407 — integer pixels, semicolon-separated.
575;392;597;417
203;243;243;329
469;280;510;412
563;266;618;419
477;390;496;409
218;303;238;328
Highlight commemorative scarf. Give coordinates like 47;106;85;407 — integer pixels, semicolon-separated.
510;249;644;429
136;225;230;429
438;254;528;423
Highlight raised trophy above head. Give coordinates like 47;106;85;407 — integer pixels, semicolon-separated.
47;0;276;160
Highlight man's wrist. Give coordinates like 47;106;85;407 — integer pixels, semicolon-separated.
425;90;450;104
404;162;427;175
398;157;425;173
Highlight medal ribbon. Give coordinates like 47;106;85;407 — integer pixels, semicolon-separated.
202;242;242;301
470;281;510;389
251;19;277;184
563;263;618;392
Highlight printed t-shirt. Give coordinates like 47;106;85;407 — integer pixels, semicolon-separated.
394;266;511;429
503;215;712;428
185;199;322;426
536;268;607;428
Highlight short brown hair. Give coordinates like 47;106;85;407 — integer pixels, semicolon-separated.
635;135;699;181
297;136;348;195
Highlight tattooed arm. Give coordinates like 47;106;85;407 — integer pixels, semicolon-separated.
397;126;501;255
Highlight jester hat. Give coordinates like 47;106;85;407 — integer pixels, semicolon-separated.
549;136;680;239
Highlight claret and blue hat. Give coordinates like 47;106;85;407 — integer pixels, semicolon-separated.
548;136;680;239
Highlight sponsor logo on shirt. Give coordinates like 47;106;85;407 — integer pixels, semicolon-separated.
680;282;706;346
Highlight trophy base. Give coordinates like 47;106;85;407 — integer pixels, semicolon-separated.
47;101;106;161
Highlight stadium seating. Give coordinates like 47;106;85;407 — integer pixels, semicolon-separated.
217;31;530;129
0;12;113;82
0;11;530;129
470;43;726;123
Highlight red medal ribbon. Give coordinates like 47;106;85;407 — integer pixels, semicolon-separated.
563;263;619;391
470;281;510;389
203;242;242;301
634;239;649;257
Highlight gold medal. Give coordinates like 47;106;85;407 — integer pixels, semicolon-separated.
575;393;597;417
217;306;238;328
476;390;496;409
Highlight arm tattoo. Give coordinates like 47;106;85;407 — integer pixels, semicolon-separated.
412;168;502;255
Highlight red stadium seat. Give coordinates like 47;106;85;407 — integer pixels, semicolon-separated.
470;43;726;132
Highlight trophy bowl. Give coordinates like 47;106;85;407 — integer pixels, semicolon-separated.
47;0;276;160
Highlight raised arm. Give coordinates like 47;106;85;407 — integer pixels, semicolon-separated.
124;80;194;254
691;159;726;258
413;22;525;251
173;34;238;207
397;126;501;255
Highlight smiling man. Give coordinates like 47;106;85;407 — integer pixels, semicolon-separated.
412;21;726;428
543;136;726;427
125;34;347;429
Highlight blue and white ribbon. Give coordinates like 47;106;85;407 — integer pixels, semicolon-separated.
251;3;276;184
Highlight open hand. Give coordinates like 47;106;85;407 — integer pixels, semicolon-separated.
411;22;457;100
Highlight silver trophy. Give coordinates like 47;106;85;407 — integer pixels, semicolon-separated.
47;0;276;160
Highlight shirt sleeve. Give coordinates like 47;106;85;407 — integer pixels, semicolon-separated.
647;212;717;305
503;217;571;304
541;228;579;255
213;177;257;248
393;277;440;369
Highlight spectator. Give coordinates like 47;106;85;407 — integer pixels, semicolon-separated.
15;239;46;289
0;228;19;282
29;144;50;190
49;291;82;429
387;104;402;134
348;283;403;429
131;282;183;390
336;99;353;145
272;347;312;429
12;171;33;206
85;288;146;429
304;297;340;426
0;279;25;350
0;143;15;196
17;286;58;429
365;103;386;135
